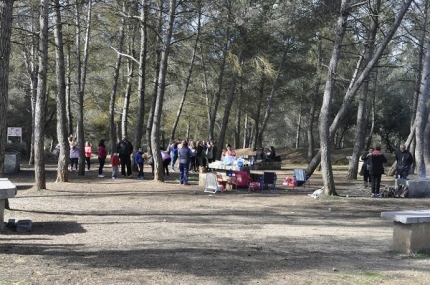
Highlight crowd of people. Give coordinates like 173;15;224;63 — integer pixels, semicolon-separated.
63;136;236;184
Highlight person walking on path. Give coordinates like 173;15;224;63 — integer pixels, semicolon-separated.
178;140;192;185
368;146;387;197
97;140;107;178
117;135;133;177
395;144;414;179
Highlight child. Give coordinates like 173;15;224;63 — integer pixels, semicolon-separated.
84;141;92;171
111;152;120;179
69;141;79;171
134;147;145;179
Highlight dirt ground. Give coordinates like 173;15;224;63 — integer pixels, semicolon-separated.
1;161;430;285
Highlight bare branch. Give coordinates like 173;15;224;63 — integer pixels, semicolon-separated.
110;46;139;65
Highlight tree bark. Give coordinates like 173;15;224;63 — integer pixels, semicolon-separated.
217;47;244;156
414;38;430;178
109;4;125;153
319;0;350;196
347;0;381;180
253;77;264;150
53;0;69;182
169;4;201;143
121;40;135;138
0;0;14;176
34;0;49;190
307;36;322;162
134;0;148;150
146;0;162;155
22;27;38;166
295;102;302;148
75;0;92;176
256;37;289;148
151;0;176;181
208;1;231;142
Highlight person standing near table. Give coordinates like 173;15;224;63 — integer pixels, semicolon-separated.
368;146;387;198
117;135;133;177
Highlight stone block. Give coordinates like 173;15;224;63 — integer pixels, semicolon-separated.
407;179;430;198
0;179;17;230
199;173;206;186
393;222;430;254
4;152;20;174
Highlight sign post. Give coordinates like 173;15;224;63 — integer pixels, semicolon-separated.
7;127;22;143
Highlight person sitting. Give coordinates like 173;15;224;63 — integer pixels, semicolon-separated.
222;144;236;157
267;146;276;161
256;148;266;161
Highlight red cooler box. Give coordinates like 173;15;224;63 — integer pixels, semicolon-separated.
235;171;249;187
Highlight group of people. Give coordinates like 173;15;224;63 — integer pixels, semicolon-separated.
168;140;218;173
66;137;94;173
360;144;414;198
255;146;276;161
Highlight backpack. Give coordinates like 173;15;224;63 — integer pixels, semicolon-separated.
394;184;409;198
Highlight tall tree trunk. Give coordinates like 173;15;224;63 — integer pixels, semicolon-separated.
366;85;376;150
243;114;248;149
134;0;148;150
150;0;176;181
256;38;289;148
121;44;135;138
253;77;264;150
410;0;429;132
307;36;322;162
34;0;49;190
234;82;242;149
217;46;244;155
423;112;430;163
66;42;73;136
53;0;69;182
75;0;92;176
146;0;162;155
306;0;414;177
169;4;201;142
109;5;125;153
414;38;430;178
22;30;38;166
0;0;14;176
208;1;231;142
295;101;302;148
319;0;350;196
347;0;381;180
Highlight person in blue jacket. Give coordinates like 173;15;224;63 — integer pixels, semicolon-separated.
134;147;145;179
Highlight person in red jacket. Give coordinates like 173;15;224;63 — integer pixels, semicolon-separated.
110;153;120;180
97;140;107;178
84;141;92;171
